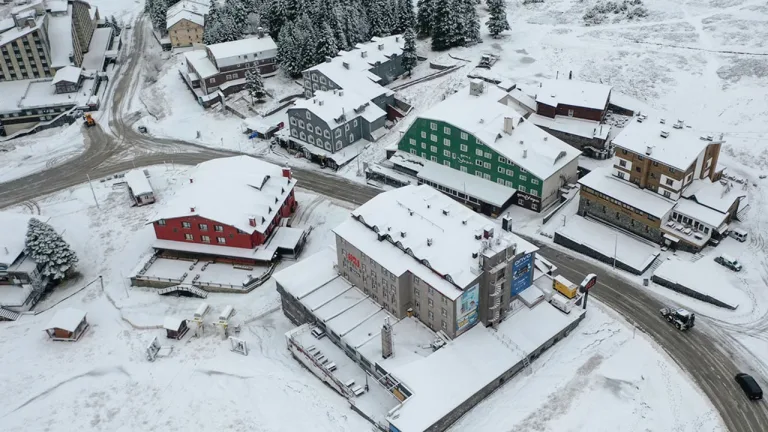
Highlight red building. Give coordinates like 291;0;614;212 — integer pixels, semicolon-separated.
535;78;612;121
148;156;304;263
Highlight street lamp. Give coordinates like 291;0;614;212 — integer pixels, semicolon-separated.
613;233;618;270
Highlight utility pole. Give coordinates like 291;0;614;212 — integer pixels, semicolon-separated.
86;174;100;209
561;214;566;227
613;233;618;270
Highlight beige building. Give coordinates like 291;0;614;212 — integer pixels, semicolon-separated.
166;0;208;48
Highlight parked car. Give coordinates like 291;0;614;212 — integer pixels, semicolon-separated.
138;126;148;133
735;373;763;400
729;228;748;242
715;254;742;272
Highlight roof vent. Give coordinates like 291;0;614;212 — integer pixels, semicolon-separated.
400;231;406;238
249;217;256;227
442;209;449;216
646;146;653;155
660;118;666;124
523;149;528;158
673;119;684;129
342;61;349;69
338;90;344;96
190;207;195;212
189;178;194;183
474;230;482;240
408;210;414;216
427;238;433;246
462;219;467;225
472;252;478;259
427;204;431;209
378;43;384;51
519;140;524;145
319;100;324;106
543;136;548;141
660;130;670;138
325;56;332;63
361;50;367;58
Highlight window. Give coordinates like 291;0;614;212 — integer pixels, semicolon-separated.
519;174;527;181
421;142;427;149
353;119;358;127
475;160;482;166
461;132;468;140
498;156;507;163
519;185;527;193
568;109;574;117
443;149;451;157
430;122;437;131
335;129;341;138
617;171;625;180
483;162;491;169
201;235;211;243
298;120;304;129
665;178;674;186
421;152;427;158
505;180;513;187
199;223;208;231
531;178;539;185
531;189;538;197
421;131;427;138
441;307;447;317
663;190;671;198
414;288;420;297
619;159;627;168
410;149;417;154
460;166;467;172
430;134;437;142
315;127;322;136
498;167;504;173
428;311;434;320
443;138;451;146
476;149;483;156
345;124;350;132
428;287;434;296
308;136;314;144
157;219;166;225
441;320;447;330
291;129;298;137
335;141;342;150
635;166;641;172
300;132;306;140
214;225;223;232
460;144;468;152
443;161;450;167
349;133;355;142
430;145;437;153
217;237;226;244
483;173;491;180
506;169;513;176
312;74;318;82
669;167;675;174
475;170;483;177
182;222;191;229
497;178;505;184
443;126;451;134
184;233;193;241
306;124;313;134
431;156;437;162
319;76;326;84
428;298;434;307
409;138;416;145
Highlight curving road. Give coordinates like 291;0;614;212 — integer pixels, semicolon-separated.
1;14;767;432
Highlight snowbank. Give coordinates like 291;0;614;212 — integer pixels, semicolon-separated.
652;257;744;309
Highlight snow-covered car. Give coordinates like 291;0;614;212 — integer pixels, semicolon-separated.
714;254;742;272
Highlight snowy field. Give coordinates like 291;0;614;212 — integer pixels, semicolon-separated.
0;165;723;432
0;124;85;183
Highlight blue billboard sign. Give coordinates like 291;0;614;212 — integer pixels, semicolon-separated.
510;253;534;296
455;283;479;334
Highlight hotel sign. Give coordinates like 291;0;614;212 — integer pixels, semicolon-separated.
346;253;360;268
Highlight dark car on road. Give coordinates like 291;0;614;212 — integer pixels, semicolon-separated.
735;373;763;400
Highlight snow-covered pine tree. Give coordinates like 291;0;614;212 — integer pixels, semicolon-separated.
416;0;434;36
455;0;480;46
401;27;417;75
316;22;339;64
431;0;458;50
278;21;302;76
364;0;388;37
24;218;78;282
343;4;369;46
263;0;286;39
110;15;122;36
145;0;152;14
332;4;351;50
203;0;221;44
294;13;319;71
384;0;400;35
221;1;247;41
246;66;267;103
486;0;510;38
150;0;168;32
395;0;416;34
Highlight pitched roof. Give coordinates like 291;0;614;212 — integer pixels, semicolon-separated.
0;211;33;267
416;83;581;180
167;10;204;28
535;79;612;110
45;307;86;332
207;36;277;69
149;156;297;235
289;89;386;126
579;167;676;218
167;0;209;21
681;179;746;214
124;169;153;196
51;65;82;85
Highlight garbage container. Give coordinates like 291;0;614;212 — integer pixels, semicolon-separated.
643;278;649;286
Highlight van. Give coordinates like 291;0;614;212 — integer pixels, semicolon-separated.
729;229;748;243
715;254;742;272
735;373;763;400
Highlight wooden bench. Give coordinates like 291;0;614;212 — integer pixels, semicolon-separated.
344;379;355;388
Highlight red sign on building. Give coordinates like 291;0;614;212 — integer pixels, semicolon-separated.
347;253;360;268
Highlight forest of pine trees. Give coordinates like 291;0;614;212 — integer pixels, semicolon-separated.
417;0;482;51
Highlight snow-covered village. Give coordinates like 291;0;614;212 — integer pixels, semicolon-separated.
1;0;768;430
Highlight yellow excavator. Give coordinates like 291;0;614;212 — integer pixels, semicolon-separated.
83;113;95;127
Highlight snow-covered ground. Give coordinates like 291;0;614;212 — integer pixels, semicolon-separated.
0;165;723;432
0;124;85;183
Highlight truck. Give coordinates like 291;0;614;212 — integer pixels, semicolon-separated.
659;306;695;331
83;113;95;127
715;254;742;272
553;275;578;299
549;293;573;314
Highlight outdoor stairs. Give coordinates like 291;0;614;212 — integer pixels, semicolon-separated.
737;204;751;221
157;284;208;299
491;328;532;376
690;253;705;263
649;259;665;272
0;307;20;321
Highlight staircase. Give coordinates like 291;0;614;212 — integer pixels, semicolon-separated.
491;328;532;376
690;253;705;263
649;259;665;272
157;284;209;298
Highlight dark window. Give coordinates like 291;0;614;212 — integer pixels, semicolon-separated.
665;178;674;186
182;222;191;228
635;167;641;172
157;219;166;225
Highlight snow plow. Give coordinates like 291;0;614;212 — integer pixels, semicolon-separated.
83;113;95;127
660;307;695;331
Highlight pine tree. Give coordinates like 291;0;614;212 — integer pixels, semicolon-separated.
316;22;339;64
332;5;351;50
486;0;510;38
24;218;78;281
401;27;417;76
278;21;301;76
145;0;152;14
395;0;416;34
455;0;480;46
416;0;434;36
203;0;223;44
431;0;458;50
365;0;388;37
246;66;267;103
343;5;369;46
150;0;168;32
294;13;318;71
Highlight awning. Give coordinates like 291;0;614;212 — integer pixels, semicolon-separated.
663;233;680;243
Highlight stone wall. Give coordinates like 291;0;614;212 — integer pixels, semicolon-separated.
578;196;663;244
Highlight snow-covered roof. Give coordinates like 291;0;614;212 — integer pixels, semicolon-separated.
672;199;728;228
535;79;612;110
654;258;740;309
46;0;68;13
207;36;277;69
612;115;712;171
149;156;296;235
47;10;73;68
0;212;32;267
388;302;583;432
289;89;386;126
0;18;14;33
417;83;581;180
124;169;153;196
528;113;610;140
0;14;44;46
184;49;218;79
333;185;536;298
45;307;86;332
81;26;112;71
51;65;81;85
390;151;515;207
167;9;204;29
0;74;97;113
163;316;186;331
579;167;676;218
681;179;746;214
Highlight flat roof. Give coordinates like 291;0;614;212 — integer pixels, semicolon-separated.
681;179;746;214
0;15;43;46
0;212;33;267
45;307;86;332
579;167;676;218
612;115;712;171
81;27;113;71
334;185;537;297
356;317;436;371
185;49;218;79
535;78;612;110
388;302;584;432
149;156;296;235
528;113;610;140
47;11;73;68
290;89;386;126
273;248;339;298
124;169;153;196
416;83;581;181
673;199;728;228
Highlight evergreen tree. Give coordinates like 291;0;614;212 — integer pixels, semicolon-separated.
203;0;221;44
343;5;369;46
294;13;318;71
24;218;78;281
278;22;302;76
395;0;416;34
456;0;480;46
109;15;122;36
263;0;285;39
431;0;459;50
401;27;417;76
416;0;434;36
365;0;388;37
332;5;351;50
145;0;152;14
150;0;168;32
246;66;267;103
486;0;510;38
316;22;339;64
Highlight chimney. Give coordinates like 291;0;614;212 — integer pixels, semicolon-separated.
469;80;485;96
646;146;653;155
474;230;482;240
325;56;332;63
396;36;400;42
400;231;406;238
190;207;196;212
257;27;264;38
339;90;344;96
249;217;257;227
427;238;433;246
342;61;349;69
472;252;478;258
569;70;573;80
319;100;324;106
483;226;494;239
189;178;194;183
523;148;528;158
361;50;367;58
503;117;515;134
381;317;393;359
282;167;292;179
378;43;384;51
442;209;450;216
660;130;670;138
